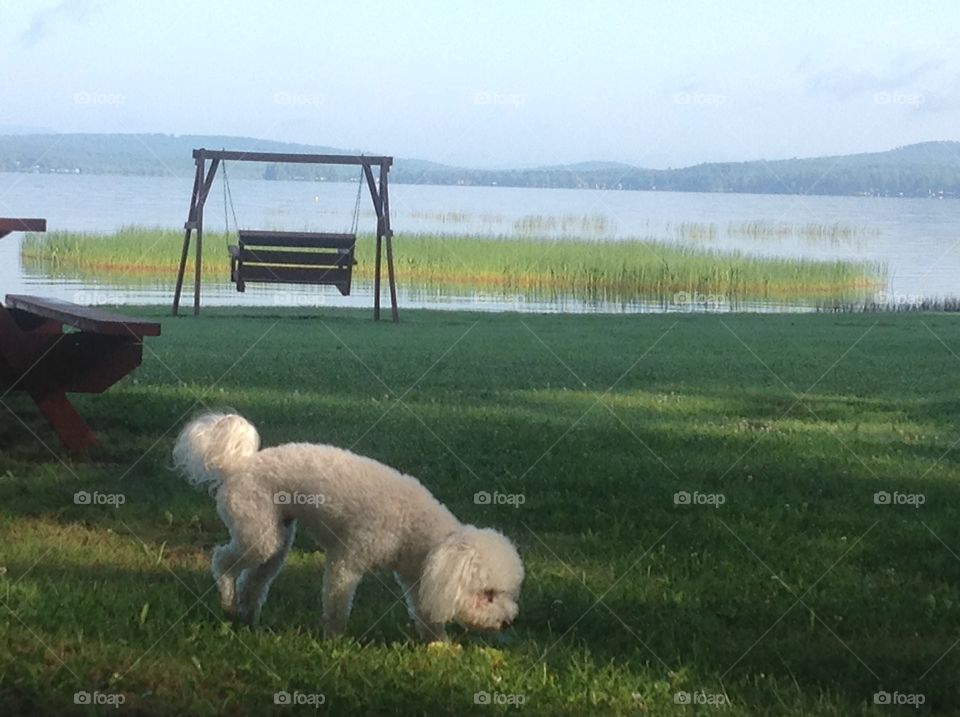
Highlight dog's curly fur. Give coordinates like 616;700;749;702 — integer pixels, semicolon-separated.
173;412;523;641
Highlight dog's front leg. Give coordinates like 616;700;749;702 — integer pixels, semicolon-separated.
322;558;362;638
413;616;448;643
235;521;297;627
411;588;448;643
395;572;448;643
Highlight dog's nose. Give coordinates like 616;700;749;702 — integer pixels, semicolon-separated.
500;619;513;630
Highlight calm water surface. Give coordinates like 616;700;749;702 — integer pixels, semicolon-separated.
2;172;957;312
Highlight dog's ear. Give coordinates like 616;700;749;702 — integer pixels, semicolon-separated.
205;415;260;475
174;413;261;492
418;530;478;624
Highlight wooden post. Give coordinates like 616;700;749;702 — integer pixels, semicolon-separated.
374;226;384;320
193;156;206;315
172;160;203;315
363;162;384;321
380;160;399;322
189;155;220;316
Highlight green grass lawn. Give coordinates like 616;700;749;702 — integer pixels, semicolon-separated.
2;307;959;715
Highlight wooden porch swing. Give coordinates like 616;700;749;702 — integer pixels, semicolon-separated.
172;149;398;321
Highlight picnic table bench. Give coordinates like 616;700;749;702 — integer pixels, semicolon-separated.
0;217;46;238
1;218;160;452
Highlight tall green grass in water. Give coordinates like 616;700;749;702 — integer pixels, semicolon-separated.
20;226;884;306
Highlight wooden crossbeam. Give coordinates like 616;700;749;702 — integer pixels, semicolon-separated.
193;149;392;167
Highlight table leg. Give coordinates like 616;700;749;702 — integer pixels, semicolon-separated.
28;389;97;453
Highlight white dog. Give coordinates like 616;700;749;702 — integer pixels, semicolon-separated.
173;412;523;642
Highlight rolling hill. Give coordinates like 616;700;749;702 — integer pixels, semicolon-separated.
0;133;957;198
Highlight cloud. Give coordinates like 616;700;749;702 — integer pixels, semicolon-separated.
21;0;99;47
806;55;960;115
918;74;960;114
806;57;944;99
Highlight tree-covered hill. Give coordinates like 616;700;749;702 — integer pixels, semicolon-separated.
1;133;957;198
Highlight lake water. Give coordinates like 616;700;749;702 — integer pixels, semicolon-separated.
1;171;957;312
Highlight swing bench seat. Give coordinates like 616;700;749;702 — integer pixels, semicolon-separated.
229;230;357;296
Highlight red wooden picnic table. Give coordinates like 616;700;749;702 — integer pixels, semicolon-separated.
0;218;161;452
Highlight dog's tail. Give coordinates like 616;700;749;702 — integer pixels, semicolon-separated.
172;412;260;492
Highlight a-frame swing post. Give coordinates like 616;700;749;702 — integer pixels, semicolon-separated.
172;153;220;316
379;160;399;322
363;162;384;320
172;159;203;315
362;158;398;322
193;157;221;315
193;155;206;315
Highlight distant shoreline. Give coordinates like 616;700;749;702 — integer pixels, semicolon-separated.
1;134;959;199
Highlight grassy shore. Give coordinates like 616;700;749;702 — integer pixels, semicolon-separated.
20;227;884;306
2;308;958;715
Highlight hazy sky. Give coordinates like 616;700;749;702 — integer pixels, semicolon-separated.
3;1;959;168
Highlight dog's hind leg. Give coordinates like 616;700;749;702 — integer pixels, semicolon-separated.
212;541;250;617
321;553;362;638
235;520;297;627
